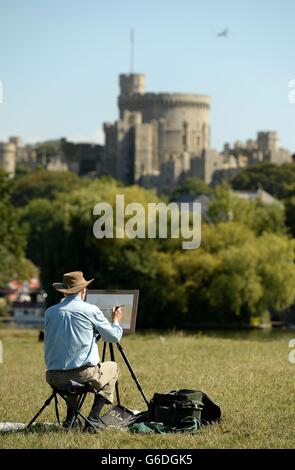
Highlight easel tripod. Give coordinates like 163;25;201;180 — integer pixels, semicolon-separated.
98;335;149;407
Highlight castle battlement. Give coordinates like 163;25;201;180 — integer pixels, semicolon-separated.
119;93;210;108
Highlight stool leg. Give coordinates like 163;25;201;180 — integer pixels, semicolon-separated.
26;392;56;430
68;392;87;429
62;394;98;431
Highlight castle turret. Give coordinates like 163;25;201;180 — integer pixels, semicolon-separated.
119;74;146;97
0;140;17;177
105;73;212;189
257;131;278;154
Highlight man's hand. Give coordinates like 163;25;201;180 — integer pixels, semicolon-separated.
112;306;123;323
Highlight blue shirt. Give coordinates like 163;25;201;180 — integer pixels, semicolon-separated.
44;294;123;370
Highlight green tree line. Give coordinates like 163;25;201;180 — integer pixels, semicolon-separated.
2;166;295;326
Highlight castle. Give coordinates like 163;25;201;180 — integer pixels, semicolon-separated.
103;73;212;192
102;73;292;191
0;73;292;191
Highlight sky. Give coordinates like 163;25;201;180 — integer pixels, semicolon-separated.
0;0;295;151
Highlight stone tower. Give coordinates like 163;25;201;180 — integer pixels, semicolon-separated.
103;73;211;191
257;131;278;154
0;138;17;177
119;74;146;97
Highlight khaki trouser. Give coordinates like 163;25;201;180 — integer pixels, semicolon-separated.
46;361;118;404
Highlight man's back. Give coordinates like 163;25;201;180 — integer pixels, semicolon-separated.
44;293;122;371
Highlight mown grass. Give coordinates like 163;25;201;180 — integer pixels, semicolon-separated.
0;328;294;448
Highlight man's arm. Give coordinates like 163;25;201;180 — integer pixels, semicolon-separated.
91;306;123;343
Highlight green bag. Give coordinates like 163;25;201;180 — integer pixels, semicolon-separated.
149;389;221;429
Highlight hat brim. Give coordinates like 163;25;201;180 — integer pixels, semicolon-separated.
53;279;94;294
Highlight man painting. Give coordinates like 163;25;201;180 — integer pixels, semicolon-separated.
44;271;123;431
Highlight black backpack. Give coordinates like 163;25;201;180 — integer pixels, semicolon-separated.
148;389;221;429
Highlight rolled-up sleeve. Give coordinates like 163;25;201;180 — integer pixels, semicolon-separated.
91;307;123;343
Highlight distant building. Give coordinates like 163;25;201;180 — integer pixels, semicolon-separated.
61;139;104;176
174;193;210;217
0;136;42;175
0;137;17;176
0;278;46;327
173;189;281;221
1;74;293;192
102;73;293;192
103;73;211;192
0;136;104;177
45;156;68;172
232;188;281;205
12;289;46;326
211;131;291;184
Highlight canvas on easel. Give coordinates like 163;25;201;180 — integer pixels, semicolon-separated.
85;289;139;334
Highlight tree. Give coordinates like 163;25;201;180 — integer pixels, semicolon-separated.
208;185;286;235
11;169;86;207
285;196;295;237
256;234;295;313
174;223;295;325
0;171;37;285
206;243;263;319
0;244;37;285
19;198;57;268
170;177;212;200
231;162;295;199
0;170;14;202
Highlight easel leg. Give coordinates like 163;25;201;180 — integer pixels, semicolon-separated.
101;341;149;408
102;341;107;362
116;342;149;407
109;343;121;406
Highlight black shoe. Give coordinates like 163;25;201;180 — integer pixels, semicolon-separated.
83;417;106;433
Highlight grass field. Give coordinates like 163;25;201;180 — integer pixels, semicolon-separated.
0;328;294;449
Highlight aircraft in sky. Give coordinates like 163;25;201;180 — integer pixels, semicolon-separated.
217;28;229;37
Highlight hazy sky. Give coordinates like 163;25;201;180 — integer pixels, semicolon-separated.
1;0;295;151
